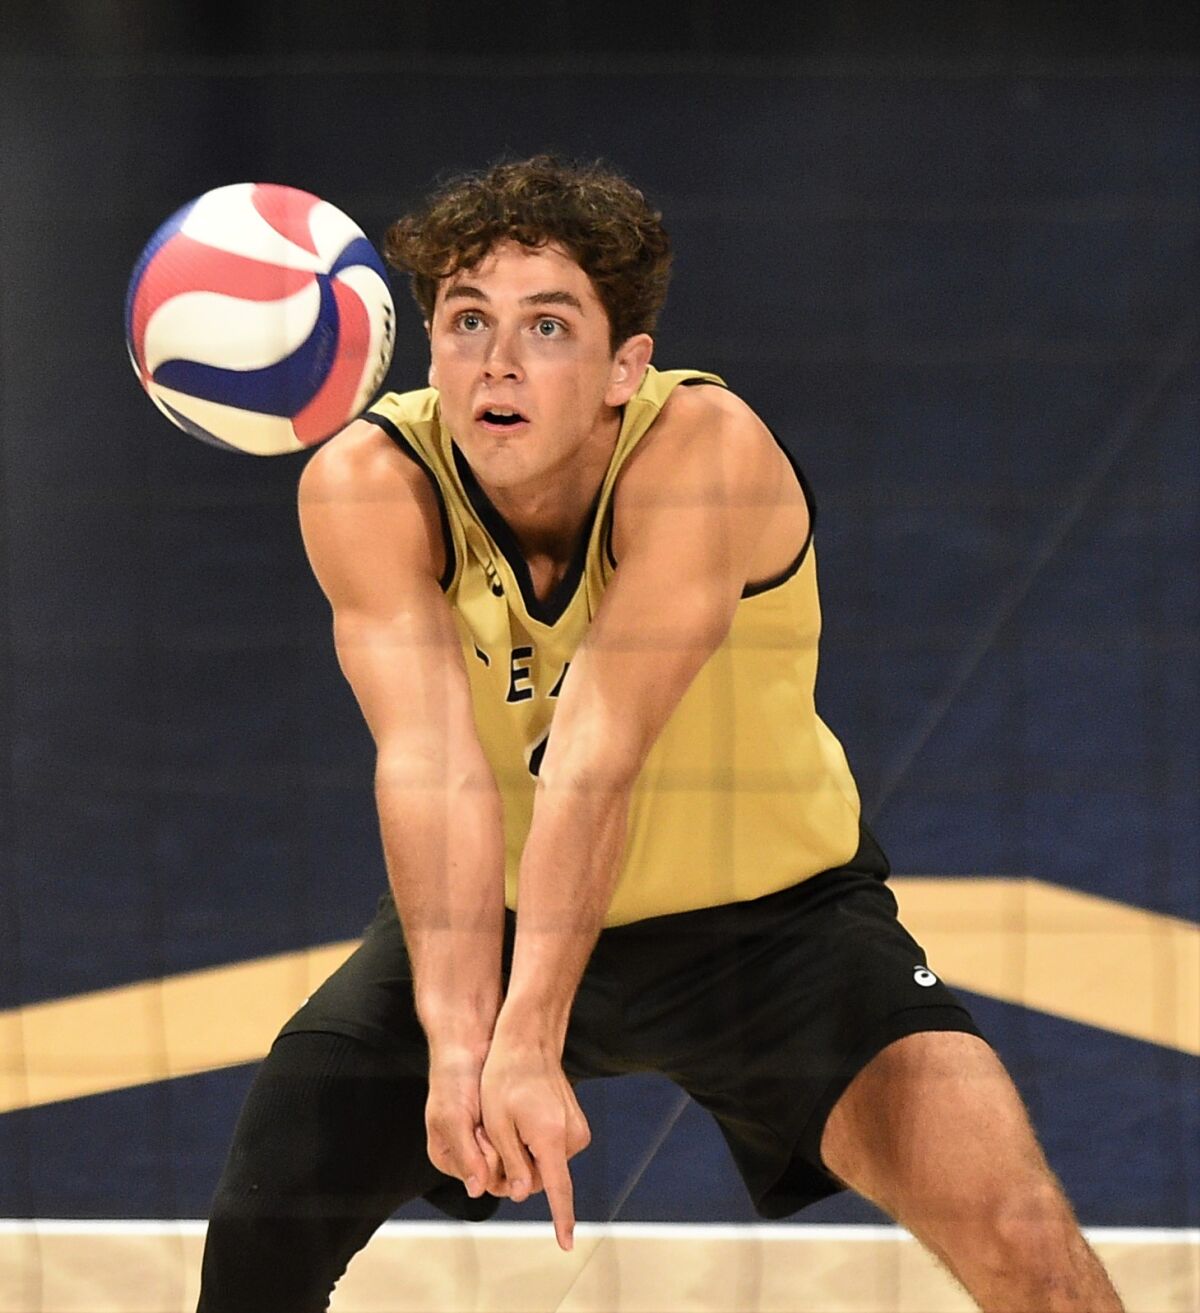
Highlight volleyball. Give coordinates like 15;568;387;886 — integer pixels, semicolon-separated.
125;183;395;455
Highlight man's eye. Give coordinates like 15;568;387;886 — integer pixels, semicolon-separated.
535;319;564;337
457;312;485;331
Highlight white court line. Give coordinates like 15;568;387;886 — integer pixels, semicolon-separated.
0;1219;1196;1244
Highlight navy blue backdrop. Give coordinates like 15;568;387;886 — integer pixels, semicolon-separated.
0;28;1196;1229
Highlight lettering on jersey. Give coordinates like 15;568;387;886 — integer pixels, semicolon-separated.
473;643;490;668
507;646;535;703
526;731;549;778
549;662;570;698
483;559;504;597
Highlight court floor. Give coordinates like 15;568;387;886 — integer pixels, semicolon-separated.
1;1221;1196;1312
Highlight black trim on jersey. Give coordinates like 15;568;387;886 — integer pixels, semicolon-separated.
741;436;816;599
363;411;457;592
602;380;817;599
452;442;599;627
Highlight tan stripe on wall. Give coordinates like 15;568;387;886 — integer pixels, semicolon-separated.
0;878;1196;1115
890;877;1199;1057
0;942;357;1114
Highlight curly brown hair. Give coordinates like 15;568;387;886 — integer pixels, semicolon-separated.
383;155;672;350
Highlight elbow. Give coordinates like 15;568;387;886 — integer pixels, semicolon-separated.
537;735;643;799
374;743;496;800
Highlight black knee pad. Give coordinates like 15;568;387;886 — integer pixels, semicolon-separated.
197;1031;439;1312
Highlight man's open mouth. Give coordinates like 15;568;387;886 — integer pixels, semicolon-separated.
478;408;529;428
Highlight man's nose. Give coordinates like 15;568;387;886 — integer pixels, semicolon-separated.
482;326;523;381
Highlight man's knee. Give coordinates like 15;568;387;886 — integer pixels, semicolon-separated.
970;1174;1082;1277
197;1032;432;1312
199;1175;381;1313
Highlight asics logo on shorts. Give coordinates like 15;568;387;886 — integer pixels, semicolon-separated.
913;966;938;987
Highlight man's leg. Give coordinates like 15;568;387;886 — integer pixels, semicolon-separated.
820;1031;1123;1313
197;1030;445;1313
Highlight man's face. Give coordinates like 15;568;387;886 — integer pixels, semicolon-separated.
428;241;641;495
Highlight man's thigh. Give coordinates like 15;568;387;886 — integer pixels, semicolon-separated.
821;1030;1058;1233
268;896;502;1222
579;870;982;1216
279;895;428;1060
213;1031;439;1209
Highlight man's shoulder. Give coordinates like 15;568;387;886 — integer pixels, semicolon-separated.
363;385;441;433
624;377;776;483
298;413;443;536
298;416;452;596
608;377;785;572
658;375;759;425
610;377;807;585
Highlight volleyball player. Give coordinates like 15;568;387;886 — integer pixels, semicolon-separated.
197;156;1123;1313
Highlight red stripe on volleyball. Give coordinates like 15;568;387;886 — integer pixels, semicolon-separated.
130;232;314;377
251;184;320;257
292;280;371;445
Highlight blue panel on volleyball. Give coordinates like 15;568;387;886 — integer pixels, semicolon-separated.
329;236;389;281
152;274;339;416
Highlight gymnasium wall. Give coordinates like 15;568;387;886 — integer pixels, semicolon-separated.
1;4;1196;1230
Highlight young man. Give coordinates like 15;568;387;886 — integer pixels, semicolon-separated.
197;157;1123;1312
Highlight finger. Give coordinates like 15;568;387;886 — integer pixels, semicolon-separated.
533;1140;576;1251
474;1125;508;1196
485;1116;536;1202
429;1114;489;1197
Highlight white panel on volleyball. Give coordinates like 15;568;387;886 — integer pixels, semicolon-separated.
181;184;326;272
308;200;375;267
148;386;306;456
142;283;322;375
334;263;396;411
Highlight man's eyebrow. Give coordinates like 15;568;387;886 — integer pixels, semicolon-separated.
442;283;489;302
440;285;584;311
520;290;584;310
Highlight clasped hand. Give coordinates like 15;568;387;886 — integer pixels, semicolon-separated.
425;1034;590;1250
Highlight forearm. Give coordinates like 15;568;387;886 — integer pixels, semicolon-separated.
498;766;632;1053
376;755;506;1048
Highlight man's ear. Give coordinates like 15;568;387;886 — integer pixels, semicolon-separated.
604;333;654;407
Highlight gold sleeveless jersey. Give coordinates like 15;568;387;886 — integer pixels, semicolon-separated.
364;366;864;926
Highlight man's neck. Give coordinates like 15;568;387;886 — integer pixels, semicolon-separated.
477;410;622;567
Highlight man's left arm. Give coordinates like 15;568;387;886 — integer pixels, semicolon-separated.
479;387;794;1248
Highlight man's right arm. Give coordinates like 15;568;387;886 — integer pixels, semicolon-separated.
298;420;505;1196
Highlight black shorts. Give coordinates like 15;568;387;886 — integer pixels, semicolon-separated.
280;840;981;1218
